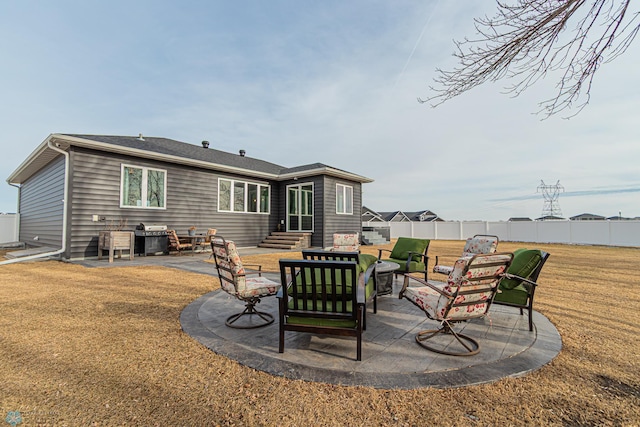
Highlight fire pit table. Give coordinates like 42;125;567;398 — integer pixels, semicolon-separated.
375;260;400;296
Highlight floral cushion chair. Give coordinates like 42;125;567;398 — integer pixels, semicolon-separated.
399;252;513;356
211;236;281;328
432;234;499;276
330;232;360;252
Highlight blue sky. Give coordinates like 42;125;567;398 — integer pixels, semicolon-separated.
1;1;639;220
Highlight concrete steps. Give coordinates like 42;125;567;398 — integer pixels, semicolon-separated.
258;232;311;250
361;230;388;245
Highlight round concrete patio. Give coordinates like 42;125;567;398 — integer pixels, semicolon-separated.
180;274;562;389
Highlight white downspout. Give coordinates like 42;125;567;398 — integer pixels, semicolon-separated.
0;139;69;265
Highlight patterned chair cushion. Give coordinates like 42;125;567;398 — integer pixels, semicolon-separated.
405;253;510;321
213;238;279;296
237;276;280;299
461;236;498;257
433;265;454;275
332;232;360;252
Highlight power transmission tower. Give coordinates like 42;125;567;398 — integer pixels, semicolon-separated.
537;180;564;218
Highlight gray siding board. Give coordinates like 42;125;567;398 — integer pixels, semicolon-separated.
321;177;362;248
68;148;277;258
18;156;65;248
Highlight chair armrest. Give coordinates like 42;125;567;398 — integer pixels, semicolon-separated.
243;263;263;276
398;273;448;299
503;273;539;288
433;265;453;275
363;262;376;284
403;252;429;272
356;276;366;304
377;248;392;259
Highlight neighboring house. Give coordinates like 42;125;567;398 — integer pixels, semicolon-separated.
361;205;385;223
535;215;565;221
404;210;443;222
379;211;412;222
570;213;606;221
362;207;443;223
6;134;372;260
508;217;533;222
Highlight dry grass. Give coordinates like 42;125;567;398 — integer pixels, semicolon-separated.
0;240;639;426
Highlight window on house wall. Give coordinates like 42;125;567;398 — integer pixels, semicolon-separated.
336;183;353;215
120;165;166;209
218;178;270;214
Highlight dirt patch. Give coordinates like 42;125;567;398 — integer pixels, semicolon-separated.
0;240;639;425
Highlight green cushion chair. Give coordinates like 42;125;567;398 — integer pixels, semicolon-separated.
377;237;430;280
301;250;377;322
278;257;375;361
493;248;550;331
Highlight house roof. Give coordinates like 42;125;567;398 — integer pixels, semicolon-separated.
7;134;373;184
361;205;385;222
570;213;606;220
378;211;411;222
403;210;441;222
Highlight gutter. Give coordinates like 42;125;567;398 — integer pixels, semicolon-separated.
0;139;69;265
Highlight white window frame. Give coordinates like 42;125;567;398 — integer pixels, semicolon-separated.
218;177;270;214
119;164;167;209
336;183;353;215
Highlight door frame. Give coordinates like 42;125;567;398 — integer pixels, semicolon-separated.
286;182;314;232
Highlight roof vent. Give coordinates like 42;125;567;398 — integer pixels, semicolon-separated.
137;133;145;141
201;140;209;148
239;149;246;157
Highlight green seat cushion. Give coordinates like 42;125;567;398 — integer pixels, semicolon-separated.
494;284;529;305
286;299;358;328
389;238;429;262
500;249;542;290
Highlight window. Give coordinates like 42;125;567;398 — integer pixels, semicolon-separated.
120;165;166;209
336;183;353;215
218;178;270;214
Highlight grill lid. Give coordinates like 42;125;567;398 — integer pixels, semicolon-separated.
137;223;167;231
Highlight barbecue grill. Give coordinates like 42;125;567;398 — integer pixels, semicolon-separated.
134;223;168;255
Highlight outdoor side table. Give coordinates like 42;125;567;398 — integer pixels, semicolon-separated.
375;260;399;296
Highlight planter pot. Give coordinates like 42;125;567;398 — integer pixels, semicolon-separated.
98;231;135;263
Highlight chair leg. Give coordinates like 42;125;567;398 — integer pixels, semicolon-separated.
356;304;364;361
415;321;480;356
226;298;274;329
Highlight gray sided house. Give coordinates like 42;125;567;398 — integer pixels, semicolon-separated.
7;134;372;260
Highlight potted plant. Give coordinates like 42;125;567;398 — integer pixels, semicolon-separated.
188;226;197;236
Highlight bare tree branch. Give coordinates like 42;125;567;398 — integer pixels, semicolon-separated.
421;0;639;118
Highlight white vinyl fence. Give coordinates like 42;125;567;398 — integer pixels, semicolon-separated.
364;220;640;248
0;213;18;244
